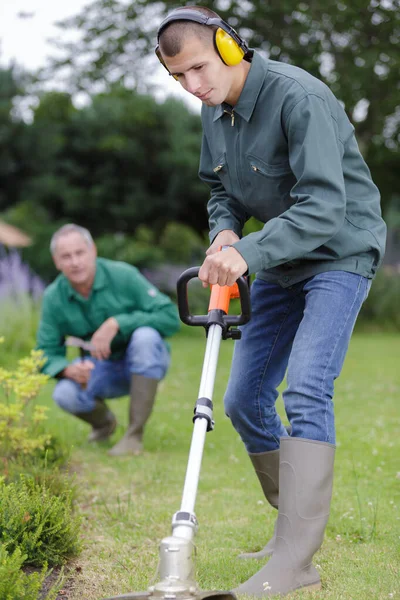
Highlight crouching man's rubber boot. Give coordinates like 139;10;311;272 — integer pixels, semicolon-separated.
75;399;117;442
108;374;158;456
238;449;280;560
235;437;335;597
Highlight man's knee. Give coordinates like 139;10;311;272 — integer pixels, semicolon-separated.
53;379;79;413
53;379;95;414
128;326;162;349
224;381;249;424
127;327;169;379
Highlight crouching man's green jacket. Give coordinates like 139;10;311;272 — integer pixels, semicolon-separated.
199;51;387;287
37;258;180;377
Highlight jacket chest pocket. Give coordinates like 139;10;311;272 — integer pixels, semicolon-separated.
212;153;234;197
245;154;296;220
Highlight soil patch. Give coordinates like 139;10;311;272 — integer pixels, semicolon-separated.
24;564;80;599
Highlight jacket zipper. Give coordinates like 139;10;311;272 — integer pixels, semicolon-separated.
223;108;235;126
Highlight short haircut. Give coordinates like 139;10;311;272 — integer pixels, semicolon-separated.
159;6;220;57
50;224;94;255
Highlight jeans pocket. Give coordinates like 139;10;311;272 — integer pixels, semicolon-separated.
364;278;372;302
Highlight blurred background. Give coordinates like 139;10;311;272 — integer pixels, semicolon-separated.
0;0;399;354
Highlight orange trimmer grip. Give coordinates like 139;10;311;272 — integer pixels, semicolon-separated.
208;284;232;314
207;245;240;312
229;283;240;299
208;282;240;312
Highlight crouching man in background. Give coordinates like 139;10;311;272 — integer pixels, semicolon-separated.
36;224;180;456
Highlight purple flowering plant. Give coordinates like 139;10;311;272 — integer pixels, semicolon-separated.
0;247;45;360
0;248;45;301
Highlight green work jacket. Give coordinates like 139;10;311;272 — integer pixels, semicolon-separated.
199;51;387;287
36;258;180;377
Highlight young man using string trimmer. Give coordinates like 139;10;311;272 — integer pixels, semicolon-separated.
155;6;386;597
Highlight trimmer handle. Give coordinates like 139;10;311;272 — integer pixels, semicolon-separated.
177;267;251;333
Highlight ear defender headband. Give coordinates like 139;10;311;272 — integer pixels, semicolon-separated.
155;8;250;80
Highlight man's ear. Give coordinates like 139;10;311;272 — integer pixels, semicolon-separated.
53;253;61;271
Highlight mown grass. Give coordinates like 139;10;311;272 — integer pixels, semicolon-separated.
32;329;399;599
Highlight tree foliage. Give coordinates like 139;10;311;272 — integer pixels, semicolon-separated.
0;66;208;279
24;86;205;234
46;0;400;211
0;68;31;212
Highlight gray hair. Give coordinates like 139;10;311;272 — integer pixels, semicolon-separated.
50;224;94;255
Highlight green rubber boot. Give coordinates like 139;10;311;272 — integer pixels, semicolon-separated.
75;399;117;442
108;375;158;456
239;426;292;560
235;438;335;597
238;449;279;559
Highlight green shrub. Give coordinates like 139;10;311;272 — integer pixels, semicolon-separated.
96;222;207;268
0;544;61;600
0;477;81;567
0;345;72;495
5;455;76;501
158;222;206;264
0;347;51;466
29;433;71;469
96;227;165;268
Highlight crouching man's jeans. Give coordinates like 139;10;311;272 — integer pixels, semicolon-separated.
224;271;371;452
53;326;170;414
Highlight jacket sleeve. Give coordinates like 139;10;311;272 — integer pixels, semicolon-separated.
233;94;347;274
199;132;249;243
113;267;180;342
36;295;69;378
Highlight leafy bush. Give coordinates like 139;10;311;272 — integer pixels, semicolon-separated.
96;226;165;268
0;344;72;491
158;222;206;264
0;544;61;600
4;451;75;500
0;477;81;567
0;347;51;463
96;222;206;269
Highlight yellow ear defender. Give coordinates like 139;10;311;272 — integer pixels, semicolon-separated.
155;8;250;78
214;27;245;66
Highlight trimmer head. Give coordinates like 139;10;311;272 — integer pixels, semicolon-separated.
102;592;235;600
102;536;236;600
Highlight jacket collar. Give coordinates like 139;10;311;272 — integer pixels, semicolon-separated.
213;51;268;123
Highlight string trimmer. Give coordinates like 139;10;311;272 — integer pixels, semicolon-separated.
103;265;251;600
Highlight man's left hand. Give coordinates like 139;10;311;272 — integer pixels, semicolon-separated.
90;317;119;360
198;247;248;288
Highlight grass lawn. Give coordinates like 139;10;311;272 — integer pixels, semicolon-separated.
33;329;399;599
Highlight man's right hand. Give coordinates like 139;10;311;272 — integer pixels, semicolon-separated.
62;361;95;385
206;230;240;256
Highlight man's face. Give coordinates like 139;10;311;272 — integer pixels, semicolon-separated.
162;35;236;106
53;232;97;287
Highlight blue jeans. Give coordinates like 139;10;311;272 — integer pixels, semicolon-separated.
53;327;170;414
224;271;371;452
